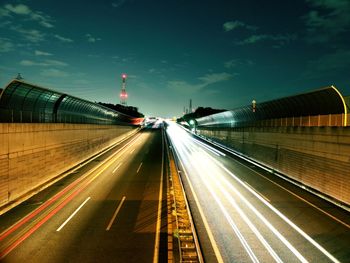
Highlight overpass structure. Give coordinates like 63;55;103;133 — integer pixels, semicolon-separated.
193;85;350;208
0;80;349;262
0;80;143;212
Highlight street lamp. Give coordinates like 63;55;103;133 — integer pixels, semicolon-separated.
189;119;196;134
252;99;256;112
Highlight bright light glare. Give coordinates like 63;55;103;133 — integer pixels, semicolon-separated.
165;121;339;262
209;152;340;263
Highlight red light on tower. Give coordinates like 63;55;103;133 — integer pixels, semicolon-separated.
120;73;128;105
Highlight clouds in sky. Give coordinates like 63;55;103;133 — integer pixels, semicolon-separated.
20;59;68;67
303;0;350;43
0;38;14;52
3;4;54;28
54;34;74;43
223;20;258;32
237;33;297;46
303;49;350;79
35;50;53;56
86;34;101;43
10;25;45;42
40;68;69;78
112;0;127;8
223;20;296;47
224;59;254;69
167;72;232;94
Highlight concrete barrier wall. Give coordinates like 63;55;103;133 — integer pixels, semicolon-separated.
0;123;137;208
197;126;350;206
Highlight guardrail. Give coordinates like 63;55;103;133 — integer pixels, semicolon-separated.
0;109;133;125
197;113;348;129
255;113;346;127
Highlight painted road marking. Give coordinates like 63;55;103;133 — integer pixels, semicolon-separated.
106;196;126;231
137;162;143;173
56;197;91;232
153;130;164;263
112;163;123;174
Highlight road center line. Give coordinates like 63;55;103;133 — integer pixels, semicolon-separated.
137;162;143;173
56;197;91;232
112;162;123;174
106;196;126;231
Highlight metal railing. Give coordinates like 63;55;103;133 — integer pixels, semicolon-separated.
197;113;348;129
0;108;127;125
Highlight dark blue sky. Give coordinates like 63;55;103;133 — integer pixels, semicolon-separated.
1;0;350;117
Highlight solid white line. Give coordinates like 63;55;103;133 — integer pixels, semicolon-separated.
192;137;226;157
106;196;126;231
153;130;164;263
112;163;123;174
244;165;350;229
194;162;260;263
200;152;308;262
212;158;340;263
205;137;350;218
172;151;224;262
137;162;143;173
56;197;91;232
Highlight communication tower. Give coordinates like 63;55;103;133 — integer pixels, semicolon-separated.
120;73;128;105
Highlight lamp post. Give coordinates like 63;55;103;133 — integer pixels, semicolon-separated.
252;99;256;112
189;119;196;134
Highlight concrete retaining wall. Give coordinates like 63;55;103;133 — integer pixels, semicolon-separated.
0;123;137;208
197;126;350;206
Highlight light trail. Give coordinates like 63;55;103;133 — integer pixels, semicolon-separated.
166;122;323;262
190;155;260;263
193;153;283;263
208;147;340;263
0;133;143;259
167;123;224;262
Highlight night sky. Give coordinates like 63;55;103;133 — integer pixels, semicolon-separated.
1;0;350;117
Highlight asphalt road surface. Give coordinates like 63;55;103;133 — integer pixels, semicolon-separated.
165;121;350;263
0;127;167;263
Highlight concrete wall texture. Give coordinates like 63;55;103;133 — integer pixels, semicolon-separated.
0;123;137;208
197;126;350;206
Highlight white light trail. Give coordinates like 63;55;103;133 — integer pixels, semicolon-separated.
209;156;340;263
195;153;283;263
190;154;260;263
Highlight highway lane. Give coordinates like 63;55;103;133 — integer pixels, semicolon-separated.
165;121;350;263
0;127;167;263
